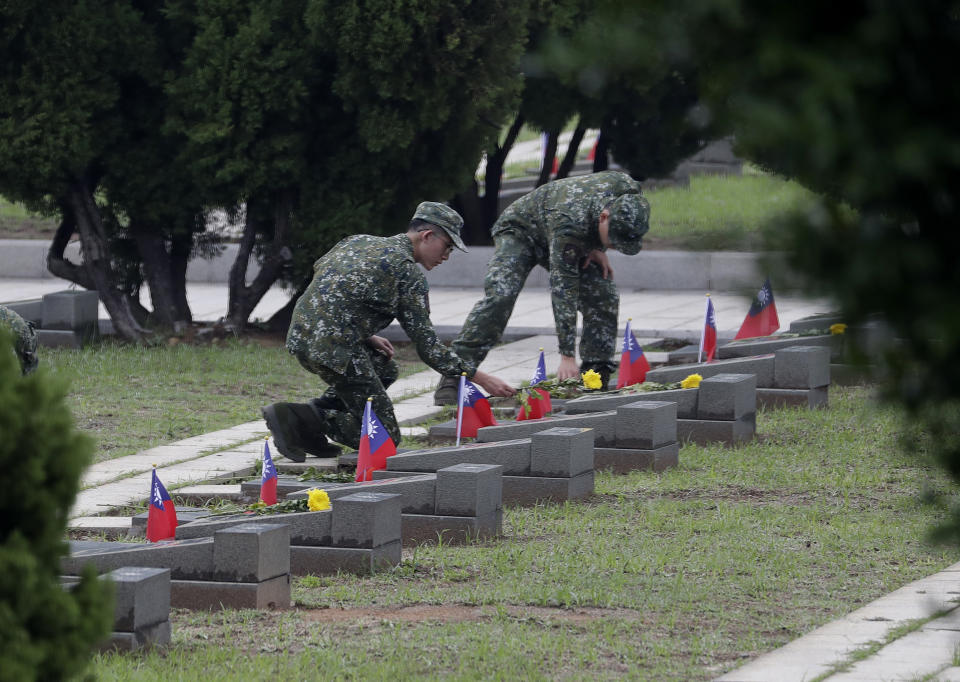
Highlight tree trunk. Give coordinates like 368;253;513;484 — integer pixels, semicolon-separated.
225;191;294;330
46;203;95;290
169;229;193;323
66;182;148;343
536;128;560;187
593;126;610;172
131;221;180;329
556;120;586;180
265;281;307;334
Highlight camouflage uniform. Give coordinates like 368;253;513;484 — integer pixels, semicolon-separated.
451;171;650;370
286;233;474;449
0;304;39;375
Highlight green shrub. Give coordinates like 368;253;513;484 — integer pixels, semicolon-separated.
0;329;112;681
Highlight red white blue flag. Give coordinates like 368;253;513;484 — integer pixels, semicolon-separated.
456;376;498;442
146;468;178;542
616;319;650;388
735;278;780;339
259;438;278;505
356;399;396;482
518;349;552;421
699;296;718;363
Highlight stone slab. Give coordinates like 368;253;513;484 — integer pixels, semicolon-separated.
285;475;439;515
677;416;755;446
132;507;211;528
290;541;401;576
696;373;756;421
716;334;837;360
401;510;502;545
65;538;215;581
68;516;133;539
213;523;290;582
331;492;403;549
386;440;532;475
435;463;503;517
171;485;243;504
502;470;594;506
37;329;81;348
774;345;831;389
788;313;844;332
100;620;172;652
615;401;677;449
593;443;680;474
178;510;333;548
42;289;98;331
529;427;594;478
102;567;170;632
170;573;290;610
757;387;829;410
646;355;776;387
564;388;699;419
476;412;616;447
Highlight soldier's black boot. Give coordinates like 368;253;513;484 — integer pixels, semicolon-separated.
261;403;307;462
579;363;612;391
301;401;343;458
433;375;460;406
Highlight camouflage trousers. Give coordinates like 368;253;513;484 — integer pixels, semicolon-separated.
294;344;400;450
451;232;619;370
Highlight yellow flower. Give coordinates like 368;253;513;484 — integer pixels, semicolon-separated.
681;374;703;389
582;369;603;390
307;488;331;512
830;323;847;335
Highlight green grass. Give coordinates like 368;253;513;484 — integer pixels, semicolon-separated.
643;171;820;251
0;195;58;238
89;387;960;680
43;338;428;463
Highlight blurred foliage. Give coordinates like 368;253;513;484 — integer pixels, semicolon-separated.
546;0;960;540
0;329;112;680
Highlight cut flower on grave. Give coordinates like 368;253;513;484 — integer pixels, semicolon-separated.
307;488;331;511
681;374;703;389
830;323;847;335
582;370;603;390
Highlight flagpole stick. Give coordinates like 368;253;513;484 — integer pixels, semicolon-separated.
455;372;466;447
698;294;710;363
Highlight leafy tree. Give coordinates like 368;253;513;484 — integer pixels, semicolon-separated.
0;329;112;681
169;0;531;328
550;1;960;538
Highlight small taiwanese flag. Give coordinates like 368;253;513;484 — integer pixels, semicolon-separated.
518;349;552;421
355;398;397;482
259;438;278;505
146;467;178;543
735;278;780;340
699;296;718;363
616;319;650;388
456;375;498;440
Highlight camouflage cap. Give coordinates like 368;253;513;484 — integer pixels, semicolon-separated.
412;202;468;252
606;194;650;255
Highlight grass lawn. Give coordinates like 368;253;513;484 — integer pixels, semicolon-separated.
44;338;428;464
89;386;960;680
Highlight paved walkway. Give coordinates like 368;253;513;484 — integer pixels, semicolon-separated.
7;277;958;678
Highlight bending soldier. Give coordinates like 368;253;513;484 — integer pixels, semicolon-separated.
0;304;39;375
262;202;515;461
435;171;650;404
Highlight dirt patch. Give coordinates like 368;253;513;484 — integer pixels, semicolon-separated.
300;603;643;625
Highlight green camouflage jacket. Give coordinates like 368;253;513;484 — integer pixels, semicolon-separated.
492;171;647;356
287;234;473;377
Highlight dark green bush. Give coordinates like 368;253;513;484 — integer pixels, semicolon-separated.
0;328;111;681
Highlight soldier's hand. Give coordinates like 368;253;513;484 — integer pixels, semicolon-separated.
556;355;580;380
583;249;613;279
472;370;516;398
365;335;395;359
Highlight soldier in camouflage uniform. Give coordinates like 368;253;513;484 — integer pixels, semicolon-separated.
435;171;650;404
0;304;39;375
262;202;515;462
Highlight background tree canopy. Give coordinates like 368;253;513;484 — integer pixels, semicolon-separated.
545;0;960;539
